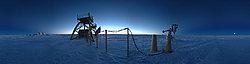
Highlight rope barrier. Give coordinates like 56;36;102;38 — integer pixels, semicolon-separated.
128;29;164;56
102;28;164;56
101;28;128;33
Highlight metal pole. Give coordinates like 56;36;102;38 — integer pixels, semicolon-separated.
90;37;92;46
127;29;129;57
100;34;102;43
89;24;92;46
96;34;98;48
105;30;107;53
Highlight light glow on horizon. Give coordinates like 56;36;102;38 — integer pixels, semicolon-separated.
54;26;159;35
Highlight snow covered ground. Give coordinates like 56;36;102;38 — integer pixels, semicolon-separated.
0;34;250;64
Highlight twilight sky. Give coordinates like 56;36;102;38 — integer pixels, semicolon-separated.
0;0;250;35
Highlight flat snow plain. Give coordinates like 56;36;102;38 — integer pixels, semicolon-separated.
0;34;250;64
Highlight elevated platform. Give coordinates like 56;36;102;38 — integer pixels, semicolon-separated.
77;17;93;24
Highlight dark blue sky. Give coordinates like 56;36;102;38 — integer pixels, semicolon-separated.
1;0;250;35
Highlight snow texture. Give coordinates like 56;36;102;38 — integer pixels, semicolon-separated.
0;34;250;64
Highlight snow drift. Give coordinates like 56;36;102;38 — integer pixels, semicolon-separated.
0;34;250;64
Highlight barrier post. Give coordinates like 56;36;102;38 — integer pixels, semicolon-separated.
99;34;102;45
165;31;172;53
90;38;92;46
105;30;107;53
127;29;129;57
151;34;157;52
96;34;98;48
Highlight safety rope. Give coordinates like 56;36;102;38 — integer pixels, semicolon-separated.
128;29;164;56
101;28;128;33
102;28;164;56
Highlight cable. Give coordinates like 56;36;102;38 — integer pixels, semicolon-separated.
128;29;147;56
128;29;164;56
101;28;164;56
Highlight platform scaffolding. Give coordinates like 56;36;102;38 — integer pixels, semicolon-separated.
70;12;100;41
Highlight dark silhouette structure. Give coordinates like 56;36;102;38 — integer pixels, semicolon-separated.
70;12;100;40
162;24;178;53
171;24;178;35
